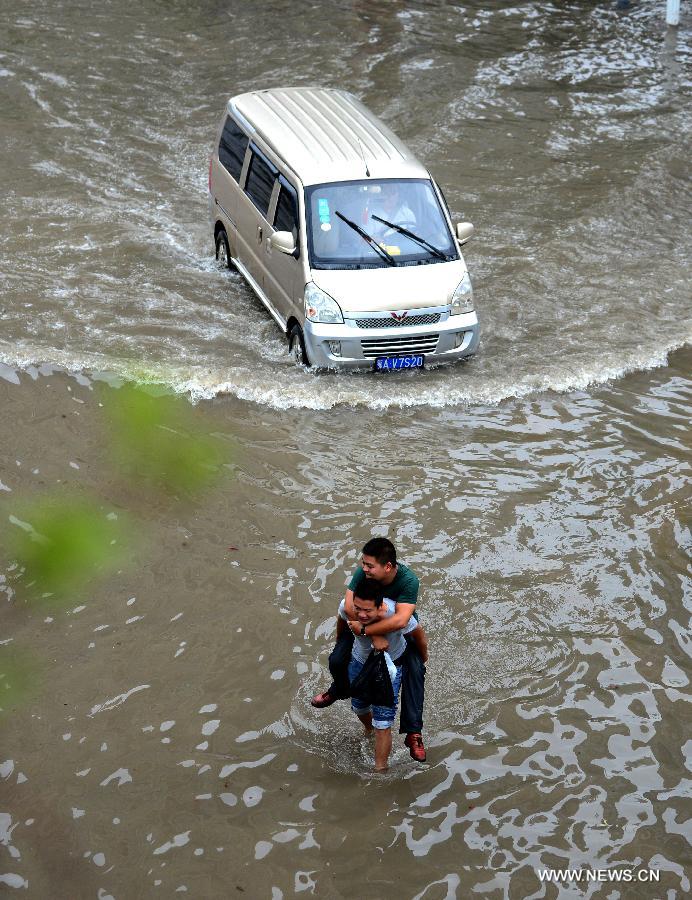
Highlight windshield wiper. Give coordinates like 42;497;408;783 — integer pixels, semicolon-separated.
334;211;397;266
370;215;448;261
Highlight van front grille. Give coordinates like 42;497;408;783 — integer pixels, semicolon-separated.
360;334;439;359
355;313;441;328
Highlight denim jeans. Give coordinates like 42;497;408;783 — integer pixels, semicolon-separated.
328;630;425;734
348;655;403;729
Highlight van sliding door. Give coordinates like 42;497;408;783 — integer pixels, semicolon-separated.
236;144;279;317
264;175;302;324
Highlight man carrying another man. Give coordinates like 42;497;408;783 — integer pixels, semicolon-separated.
312;537;428;762
336;578;428;772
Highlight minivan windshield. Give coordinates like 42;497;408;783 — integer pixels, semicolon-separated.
305;179;458;269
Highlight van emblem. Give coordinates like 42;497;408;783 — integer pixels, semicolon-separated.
391;311;408;322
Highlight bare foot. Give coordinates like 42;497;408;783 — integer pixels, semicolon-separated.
374;765;388;773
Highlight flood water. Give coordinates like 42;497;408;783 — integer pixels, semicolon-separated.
1;1;691;897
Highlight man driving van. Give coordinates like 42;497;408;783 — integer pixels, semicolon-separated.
369;182;416;239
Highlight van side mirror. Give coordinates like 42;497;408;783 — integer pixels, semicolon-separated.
270;231;297;255
456;222;474;245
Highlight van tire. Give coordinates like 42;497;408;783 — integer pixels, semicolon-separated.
215;228;233;269
288;324;310;366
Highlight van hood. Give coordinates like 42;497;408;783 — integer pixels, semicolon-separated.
311;260;467;314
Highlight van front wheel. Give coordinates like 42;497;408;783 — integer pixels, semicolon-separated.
215;228;233;269
288;325;310;367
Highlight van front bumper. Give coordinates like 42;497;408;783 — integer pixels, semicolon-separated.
303;307;479;370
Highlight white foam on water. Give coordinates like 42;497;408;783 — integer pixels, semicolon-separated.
0;337;688;411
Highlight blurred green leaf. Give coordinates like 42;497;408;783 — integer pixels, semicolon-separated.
104;384;227;495
4;497;130;604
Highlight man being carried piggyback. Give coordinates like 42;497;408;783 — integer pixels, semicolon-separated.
337;578;428;772
312;537;428;762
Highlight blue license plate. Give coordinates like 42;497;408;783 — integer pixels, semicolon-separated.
375;354;424;372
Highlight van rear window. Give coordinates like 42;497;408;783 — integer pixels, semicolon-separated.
218;117;249;182
245;150;276;217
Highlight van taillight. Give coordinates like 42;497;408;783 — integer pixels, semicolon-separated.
208;155;213;191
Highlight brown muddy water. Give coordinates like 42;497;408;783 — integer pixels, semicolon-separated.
1;1;691;898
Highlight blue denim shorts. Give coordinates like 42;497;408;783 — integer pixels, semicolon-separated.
349;655;403;730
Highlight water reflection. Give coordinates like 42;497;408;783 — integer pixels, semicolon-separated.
1;0;690;894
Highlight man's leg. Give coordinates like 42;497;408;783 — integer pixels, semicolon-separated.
400;635;427;761
312;629;354;707
328;629;354;698
372;664;401;771
349;656;374;736
374;727;392;771
356;710;373;735
399;635;425;733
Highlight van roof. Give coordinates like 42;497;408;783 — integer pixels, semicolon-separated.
228;88;429;186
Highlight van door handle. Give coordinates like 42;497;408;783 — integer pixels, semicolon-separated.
257;226;263;243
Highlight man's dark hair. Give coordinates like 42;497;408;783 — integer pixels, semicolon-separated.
362;537;396;567
354;578;385;607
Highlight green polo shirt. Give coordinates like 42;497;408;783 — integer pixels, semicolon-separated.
348;562;419;610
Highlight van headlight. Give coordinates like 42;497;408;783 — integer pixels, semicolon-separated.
450;272;474;314
304;282;344;324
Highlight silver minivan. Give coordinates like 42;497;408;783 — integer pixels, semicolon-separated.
208;87;479;371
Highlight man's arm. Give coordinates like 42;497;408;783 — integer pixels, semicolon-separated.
408;624;429;664
336;614;348;639
342;588;355;618
344;587;390;651
347;601;416;637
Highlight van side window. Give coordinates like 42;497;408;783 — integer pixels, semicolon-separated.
244;148;276;217
218;117;249;182
274;180;299;243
